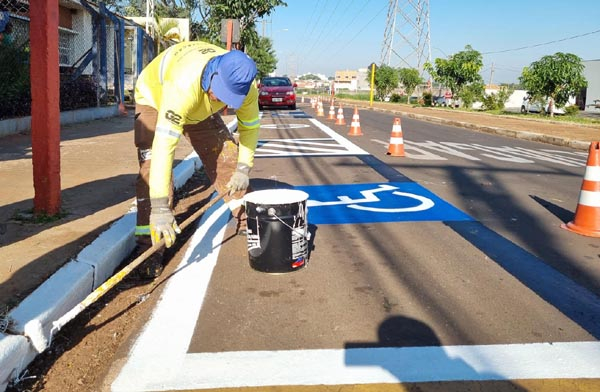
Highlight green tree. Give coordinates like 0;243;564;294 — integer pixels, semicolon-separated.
106;0;199;18
299;74;320;80
397;67;422;98
245;36;277;79
368;64;399;101
107;0;285;83
519;52;587;116
153;17;181;53
199;0;286;50
424;45;484;107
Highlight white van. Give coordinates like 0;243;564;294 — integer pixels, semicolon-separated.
520;96;566;115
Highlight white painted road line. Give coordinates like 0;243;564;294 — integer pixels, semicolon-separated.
310;118;369;155
371;139;587;166
117;342;600;390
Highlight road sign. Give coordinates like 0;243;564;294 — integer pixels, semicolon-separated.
220;19;240;44
295;182;473;225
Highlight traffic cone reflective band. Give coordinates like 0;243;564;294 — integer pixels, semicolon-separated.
562;141;600;237
386;118;405;157
317;100;324;117
348;106;362;136
328;102;336;120
335;104;346;125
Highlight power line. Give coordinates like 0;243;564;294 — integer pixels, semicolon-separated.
329;3;387;58
299;0;322;42
482;28;600;55
301;0;348;57
311;0;371;59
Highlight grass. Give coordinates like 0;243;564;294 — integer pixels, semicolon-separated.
486;109;600;125
12;208;68;224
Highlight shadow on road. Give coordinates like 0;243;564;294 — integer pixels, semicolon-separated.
345;315;527;390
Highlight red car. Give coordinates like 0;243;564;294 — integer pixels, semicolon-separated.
258;76;297;110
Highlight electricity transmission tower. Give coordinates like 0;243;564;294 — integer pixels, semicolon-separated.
380;0;431;75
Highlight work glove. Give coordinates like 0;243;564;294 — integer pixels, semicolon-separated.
150;197;181;248
226;163;250;195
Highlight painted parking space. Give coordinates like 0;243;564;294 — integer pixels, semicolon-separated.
112;109;600;391
296;182;473;224
111;199;600;391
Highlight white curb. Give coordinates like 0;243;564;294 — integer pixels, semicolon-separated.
0;119;237;391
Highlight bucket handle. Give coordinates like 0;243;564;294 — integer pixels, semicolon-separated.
267;208;310;240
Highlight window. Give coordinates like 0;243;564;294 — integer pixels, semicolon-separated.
58;27;77;66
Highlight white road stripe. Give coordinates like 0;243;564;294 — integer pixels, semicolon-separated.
309;118;369;155
113;199;600;391
371;139;587;166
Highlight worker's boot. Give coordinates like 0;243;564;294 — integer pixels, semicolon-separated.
139;251;165;279
136;238;165;279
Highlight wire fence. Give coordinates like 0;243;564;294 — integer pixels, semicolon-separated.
0;0;154;121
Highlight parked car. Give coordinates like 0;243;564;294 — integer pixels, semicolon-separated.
257;76;297;110
433;96;460;108
521;97;565;115
433;96;447;106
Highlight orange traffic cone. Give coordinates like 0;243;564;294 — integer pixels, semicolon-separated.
562;141;600;237
317;100;324;117
348;106;362;136
328;101;336;120
386;118;405;157
335;104;346;125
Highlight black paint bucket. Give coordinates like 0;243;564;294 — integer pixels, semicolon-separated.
244;189;309;273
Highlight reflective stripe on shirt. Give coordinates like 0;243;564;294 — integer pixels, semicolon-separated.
155;125;181;140
239;116;260;129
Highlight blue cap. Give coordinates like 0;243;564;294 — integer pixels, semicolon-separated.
210;51;257;109
0;12;9;33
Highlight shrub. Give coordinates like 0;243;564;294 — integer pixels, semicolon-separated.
481;86;512;111
60;75;102;110
390;93;403;103
564;105;579;116
0;44;31;119
422;91;432;106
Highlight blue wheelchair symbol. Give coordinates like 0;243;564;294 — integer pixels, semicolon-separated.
295;182;473;225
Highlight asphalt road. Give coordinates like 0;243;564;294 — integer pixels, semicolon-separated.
106;103;600;391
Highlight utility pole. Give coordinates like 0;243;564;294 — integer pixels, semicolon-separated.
261;18;272;38
380;0;431;76
145;0;154;37
489;62;495;87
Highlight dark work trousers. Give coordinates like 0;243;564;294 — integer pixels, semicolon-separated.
134;104;246;247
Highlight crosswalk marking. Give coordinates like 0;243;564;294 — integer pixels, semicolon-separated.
256;138;356;156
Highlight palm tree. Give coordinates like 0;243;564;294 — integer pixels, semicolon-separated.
152;17;182;53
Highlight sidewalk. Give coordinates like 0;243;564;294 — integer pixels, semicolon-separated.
0;103;599;390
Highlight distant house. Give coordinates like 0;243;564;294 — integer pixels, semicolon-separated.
583;60;600;111
334;70;358;91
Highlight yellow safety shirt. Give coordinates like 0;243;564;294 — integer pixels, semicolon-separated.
134;41;260;199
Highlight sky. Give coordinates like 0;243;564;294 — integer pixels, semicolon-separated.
265;0;600;83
